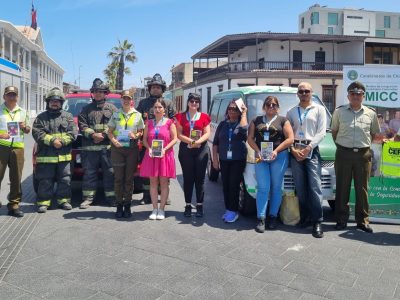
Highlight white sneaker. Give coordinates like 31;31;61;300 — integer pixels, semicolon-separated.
156;209;165;220
149;209;158;220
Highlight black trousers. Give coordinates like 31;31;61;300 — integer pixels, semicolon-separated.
220;159;246;212
178;143;209;204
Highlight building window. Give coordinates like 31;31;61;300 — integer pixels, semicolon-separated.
322;85;337;113
328;13;338;25
307;28;311;33
311;12;319;25
207;87;211;113
328;27;334;35
218;85;223;92
376;30;385;37
384;16;391;28
354;30;370;34
347;15;363;19
301;17;304;29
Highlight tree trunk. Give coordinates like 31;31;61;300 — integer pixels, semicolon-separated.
116;55;125;90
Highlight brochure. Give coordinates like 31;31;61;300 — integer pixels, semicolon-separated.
117;129;130;147
294;142;313;159
151;139;164;157
234;98;245;112
190;129;202;141
7;121;19;137
260;142;274;161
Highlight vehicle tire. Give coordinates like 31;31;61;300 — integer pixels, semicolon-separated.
238;181;257;216
327;200;335;211
33;172;39;194
207;152;219;182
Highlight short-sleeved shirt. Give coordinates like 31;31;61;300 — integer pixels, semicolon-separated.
252;115;288;150
331;104;380;148
175;112;211;138
213;120;247;161
108;107;144;131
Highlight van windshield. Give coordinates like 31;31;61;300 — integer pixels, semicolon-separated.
246;93;331;129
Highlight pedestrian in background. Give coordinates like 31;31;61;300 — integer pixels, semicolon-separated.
248;96;294;232
176;93;211;218
212;100;248;223
286;82;326;238
331;81;380;233
0;86;30;217
140;98;177;220
108;90;144;219
32;88;77;213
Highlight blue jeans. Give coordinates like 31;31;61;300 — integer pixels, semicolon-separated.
255;150;289;219
290;148;323;223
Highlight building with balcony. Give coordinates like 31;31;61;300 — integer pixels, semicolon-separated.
0;20;64;115
299;4;400;38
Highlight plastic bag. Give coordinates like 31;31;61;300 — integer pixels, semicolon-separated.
280;192;300;226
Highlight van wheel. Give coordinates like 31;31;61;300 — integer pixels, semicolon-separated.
328;200;335;211
238;181;256;216
207;154;219;182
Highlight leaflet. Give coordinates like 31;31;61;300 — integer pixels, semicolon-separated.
260;142;274;161
117;129;130;147
151;139;164;157
190;129;202;141
294;142;313;159
7;122;19;137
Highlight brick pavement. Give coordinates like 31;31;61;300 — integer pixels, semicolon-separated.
0;140;400;299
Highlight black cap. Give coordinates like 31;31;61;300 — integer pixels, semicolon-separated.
347;81;366;94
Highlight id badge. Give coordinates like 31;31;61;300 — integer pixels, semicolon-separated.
298;131;305;140
227;150;233;159
264;132;270;141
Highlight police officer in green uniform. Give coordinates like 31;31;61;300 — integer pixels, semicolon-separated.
78;78;117;209
108;90;144;218
0;86;30;217
32;88;77;213
331;81;380;233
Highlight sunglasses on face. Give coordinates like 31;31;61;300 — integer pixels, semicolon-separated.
189;99;200;104
349;92;364;96
227;107;239;112
297;89;311;95
265;103;279;109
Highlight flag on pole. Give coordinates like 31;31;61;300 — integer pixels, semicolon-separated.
31;2;37;30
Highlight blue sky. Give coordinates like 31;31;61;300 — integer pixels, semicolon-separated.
0;0;397;89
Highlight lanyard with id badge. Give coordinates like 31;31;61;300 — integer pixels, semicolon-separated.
260;115;277;160
295;107;312;159
227;121;239;159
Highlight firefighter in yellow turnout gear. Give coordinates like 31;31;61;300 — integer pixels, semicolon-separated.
32;88;77;213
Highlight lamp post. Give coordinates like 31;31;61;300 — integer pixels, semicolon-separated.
78;65;82;88
193;71;198;93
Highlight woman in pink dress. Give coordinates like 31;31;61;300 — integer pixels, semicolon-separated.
140;99;177;220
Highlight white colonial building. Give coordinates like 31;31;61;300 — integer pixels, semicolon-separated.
0;20;64;116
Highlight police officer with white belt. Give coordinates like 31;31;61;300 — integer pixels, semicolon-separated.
331;81;380;233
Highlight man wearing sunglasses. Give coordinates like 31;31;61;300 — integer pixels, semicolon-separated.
287;82;326;238
331;81;379;233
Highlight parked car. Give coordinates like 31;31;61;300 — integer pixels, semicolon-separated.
207;86;336;215
32;91;143;193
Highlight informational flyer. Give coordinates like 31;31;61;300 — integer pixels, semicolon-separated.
117;129;130;147
294;142;312;159
190;129;202;141
260;142;273;161
7;121;19;137
151;139;164;157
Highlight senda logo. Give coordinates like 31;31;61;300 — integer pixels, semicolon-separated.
365;91;398;102
347;70;358;81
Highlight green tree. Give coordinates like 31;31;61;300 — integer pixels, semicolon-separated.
107;39;137;90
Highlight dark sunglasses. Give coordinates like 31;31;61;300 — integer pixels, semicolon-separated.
265;103;279;109
349;92;364;96
297;89;311;95
227;107;239;112
189;99;200;104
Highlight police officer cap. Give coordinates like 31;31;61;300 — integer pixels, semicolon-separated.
188;92;201;101
4;86;18;96
90;78;110;94
147;73;166;91
45;87;65;102
121;90;132;100
347;81;366;94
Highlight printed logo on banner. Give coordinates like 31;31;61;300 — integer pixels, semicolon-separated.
347;70;358;81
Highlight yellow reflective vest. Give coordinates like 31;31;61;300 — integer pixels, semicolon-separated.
110;109;144;147
0;103;29;148
381;141;400;177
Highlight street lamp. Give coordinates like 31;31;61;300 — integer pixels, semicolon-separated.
193;71;198;93
78;65;82;88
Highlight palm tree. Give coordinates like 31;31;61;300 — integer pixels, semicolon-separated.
107;39;137;90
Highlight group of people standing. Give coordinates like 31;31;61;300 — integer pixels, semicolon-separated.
0;77;379;237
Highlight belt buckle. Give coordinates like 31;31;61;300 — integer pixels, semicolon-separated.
353;148;359;152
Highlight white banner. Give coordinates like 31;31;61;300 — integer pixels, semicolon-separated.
343;65;400;108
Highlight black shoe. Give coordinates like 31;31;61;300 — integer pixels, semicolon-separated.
123;204;132;218
184;205;192;217
115;205;124;218
139;192;151;205
297;218;312;228
356;223;373;233
256;219;265;233
195;205;203;218
334;222;347;230
267;216;278;230
8;208;24;218
312;222;324;238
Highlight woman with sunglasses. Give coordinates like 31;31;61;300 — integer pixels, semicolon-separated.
140;98;177;220
176;93;211;217
247;96;294;232
212;100;248;223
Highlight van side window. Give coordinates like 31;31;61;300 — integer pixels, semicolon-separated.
210;100;220;123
